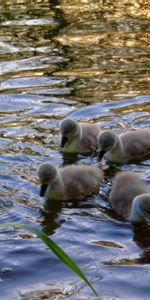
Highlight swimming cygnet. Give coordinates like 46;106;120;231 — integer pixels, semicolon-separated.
38;162;103;201
97;129;150;163
109;171;150;223
60;118;101;153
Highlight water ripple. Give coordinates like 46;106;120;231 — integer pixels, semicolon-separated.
0;1;150;299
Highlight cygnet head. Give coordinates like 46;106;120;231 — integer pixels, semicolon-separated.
97;130;117;160
60;118;80;147
38;163;58;197
130;194;150;224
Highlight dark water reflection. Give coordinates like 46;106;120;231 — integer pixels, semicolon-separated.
0;1;150;299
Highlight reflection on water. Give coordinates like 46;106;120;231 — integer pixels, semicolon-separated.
0;0;150;299
54;0;150;103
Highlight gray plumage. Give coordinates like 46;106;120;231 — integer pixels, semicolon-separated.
60;118;101;153
109;171;150;223
97;129;150;163
38;162;103;201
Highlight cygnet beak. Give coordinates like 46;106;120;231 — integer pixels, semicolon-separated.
40;184;48;197
97;149;106;161
61;136;68;147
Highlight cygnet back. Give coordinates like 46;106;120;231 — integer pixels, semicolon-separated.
109;171;150;220
61;165;103;199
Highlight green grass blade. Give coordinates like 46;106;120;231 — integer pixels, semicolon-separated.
11;223;98;296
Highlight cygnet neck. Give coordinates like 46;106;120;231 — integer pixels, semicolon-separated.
111;134;125;156
67;123;82;150
73;123;82;141
130;195;147;223
48;169;65;199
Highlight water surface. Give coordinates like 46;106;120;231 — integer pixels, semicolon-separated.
0;1;150;299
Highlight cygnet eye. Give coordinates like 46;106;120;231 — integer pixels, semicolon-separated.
65;130;70;134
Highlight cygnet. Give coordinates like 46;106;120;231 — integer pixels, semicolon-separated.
60;118;101;153
109;171;150;223
97;129;150;163
38;162;103;201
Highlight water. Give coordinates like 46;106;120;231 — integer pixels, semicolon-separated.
0;1;150;299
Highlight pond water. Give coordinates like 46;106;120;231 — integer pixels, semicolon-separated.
0;1;150;299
